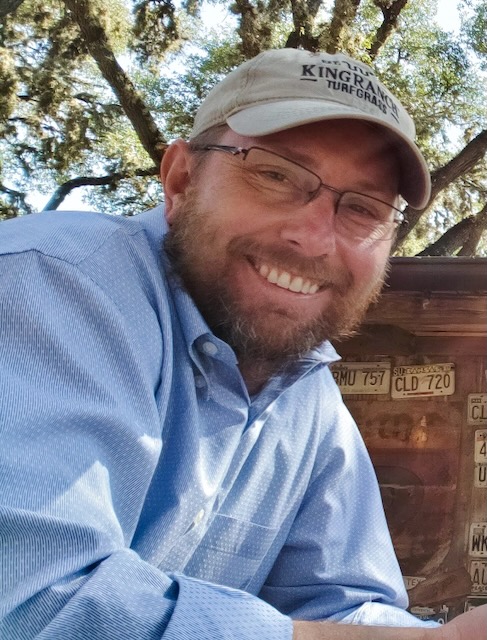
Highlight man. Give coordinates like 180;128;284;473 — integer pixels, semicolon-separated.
0;48;485;639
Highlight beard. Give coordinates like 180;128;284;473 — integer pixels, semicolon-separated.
164;188;387;372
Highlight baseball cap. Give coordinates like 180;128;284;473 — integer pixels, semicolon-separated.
190;48;431;209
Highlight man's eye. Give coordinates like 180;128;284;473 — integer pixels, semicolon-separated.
263;170;287;182
255;167;291;184
243;163;305;200
350;204;375;217
342;200;382;220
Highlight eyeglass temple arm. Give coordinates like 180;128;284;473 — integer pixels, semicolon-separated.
193;144;246;156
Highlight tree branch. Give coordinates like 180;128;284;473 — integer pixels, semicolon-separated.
63;0;167;167
457;201;487;256
368;0;408;60
417;201;487;256
285;0;320;51
0;0;24;17
394;128;487;248
0;181;35;216
233;0;267;58
322;0;361;53
430;129;487;200
42;167;159;211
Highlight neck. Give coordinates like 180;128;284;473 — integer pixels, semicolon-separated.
238;357;287;395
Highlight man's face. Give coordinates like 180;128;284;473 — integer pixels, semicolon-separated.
163;120;399;366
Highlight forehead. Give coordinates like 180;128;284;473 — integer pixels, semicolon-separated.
222;119;400;192
226;118;390;157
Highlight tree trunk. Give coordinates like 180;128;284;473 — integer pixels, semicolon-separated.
322;0;361;53
63;0;167;167
369;0;409;60
286;0;320;50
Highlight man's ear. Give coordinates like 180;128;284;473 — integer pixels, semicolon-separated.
160;139;192;224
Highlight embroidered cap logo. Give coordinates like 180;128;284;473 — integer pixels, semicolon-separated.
300;61;400;123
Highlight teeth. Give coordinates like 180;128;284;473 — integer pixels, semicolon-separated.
267;268;278;283
257;263;320;295
289;276;303;293
277;272;291;288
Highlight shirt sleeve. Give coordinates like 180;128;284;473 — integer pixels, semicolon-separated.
259;379;439;628
0;249;292;640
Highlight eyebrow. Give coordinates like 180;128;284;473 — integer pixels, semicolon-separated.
263;143;317;170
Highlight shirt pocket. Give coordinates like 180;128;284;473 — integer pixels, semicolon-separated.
185;513;278;590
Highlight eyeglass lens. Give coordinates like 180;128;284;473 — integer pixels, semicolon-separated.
240;148;400;241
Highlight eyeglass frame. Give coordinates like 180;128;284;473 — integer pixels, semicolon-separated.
190;143;406;239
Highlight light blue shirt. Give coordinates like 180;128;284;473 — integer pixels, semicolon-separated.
0;206;435;638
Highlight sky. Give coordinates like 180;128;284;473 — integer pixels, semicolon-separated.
35;1;462;213
435;0;461;32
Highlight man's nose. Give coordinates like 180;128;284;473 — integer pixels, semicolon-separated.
279;192;337;257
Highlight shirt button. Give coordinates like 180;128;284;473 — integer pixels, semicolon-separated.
194;375;206;388
202;341;218;356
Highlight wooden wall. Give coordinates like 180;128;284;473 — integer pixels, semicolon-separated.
333;258;487;622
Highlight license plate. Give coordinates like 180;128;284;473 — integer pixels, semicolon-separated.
403;576;426;590
475;430;487;463
470;523;487;557
331;362;390;395
391;363;455;399
469;394;487;424
470;560;487;594
475;430;487;488
475;463;487;488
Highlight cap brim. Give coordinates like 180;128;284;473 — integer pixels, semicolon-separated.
227;100;431;210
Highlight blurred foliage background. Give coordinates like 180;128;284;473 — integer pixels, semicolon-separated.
0;0;486;255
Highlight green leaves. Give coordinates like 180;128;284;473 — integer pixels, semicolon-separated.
1;0;486;254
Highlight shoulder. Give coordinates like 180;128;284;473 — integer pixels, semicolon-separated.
297;357;362;445
0;206;165;266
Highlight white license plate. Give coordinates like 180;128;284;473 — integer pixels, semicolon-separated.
470;560;487;594
391;363;455;399
469;395;487;424
475;430;487;463
331;362;390;395
470;523;487;557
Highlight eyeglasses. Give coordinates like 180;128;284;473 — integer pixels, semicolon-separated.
191;144;405;242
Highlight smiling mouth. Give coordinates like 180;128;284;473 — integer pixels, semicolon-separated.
254;261;321;295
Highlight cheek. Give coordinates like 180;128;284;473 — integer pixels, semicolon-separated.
212;206;269;244
345;242;390;287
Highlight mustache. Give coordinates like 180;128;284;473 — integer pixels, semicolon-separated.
227;237;353;293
